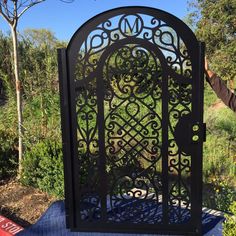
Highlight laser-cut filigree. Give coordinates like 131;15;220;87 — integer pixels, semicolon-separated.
58;6;205;235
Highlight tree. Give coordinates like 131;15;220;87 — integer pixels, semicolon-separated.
0;0;48;178
0;0;73;178
188;0;236;85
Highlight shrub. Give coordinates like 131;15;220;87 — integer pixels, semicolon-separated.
223;201;236;236
22;140;64;198
0;97;18;180
213;177;235;212
0;130;18;180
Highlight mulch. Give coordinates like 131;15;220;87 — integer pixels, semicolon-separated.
0;179;57;228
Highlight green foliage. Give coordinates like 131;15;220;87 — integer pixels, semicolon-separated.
0;31;14;96
202;90;236;212
203;104;236;178
204;82;218;108
0;29;63;197
203;176;235;212
37;142;64;197
22;140;64;198
0;130;18;179
17;29;63;193
214;177;235;212
188;0;236;82
223;201;236;236
0;95;18;179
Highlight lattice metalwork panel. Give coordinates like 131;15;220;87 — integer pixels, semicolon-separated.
58;6;205;235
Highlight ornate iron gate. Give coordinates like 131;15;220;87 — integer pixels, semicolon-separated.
58;6;205;235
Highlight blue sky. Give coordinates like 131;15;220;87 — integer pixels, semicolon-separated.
0;0;190;41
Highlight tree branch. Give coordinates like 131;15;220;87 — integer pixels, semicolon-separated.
18;0;46;19
0;3;13;25
3;1;13;19
13;0;18;28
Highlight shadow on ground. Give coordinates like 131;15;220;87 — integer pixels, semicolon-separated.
0;206;31;227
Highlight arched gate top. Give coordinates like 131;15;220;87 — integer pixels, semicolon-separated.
67;6;199;82
68;6;197;51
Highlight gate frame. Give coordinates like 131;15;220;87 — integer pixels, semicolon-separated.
58;6;205;235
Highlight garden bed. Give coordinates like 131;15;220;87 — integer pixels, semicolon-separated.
0;179;56;227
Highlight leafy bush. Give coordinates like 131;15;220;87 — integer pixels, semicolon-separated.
0;130;18;180
0;97;18;180
203;176;236;213
22;140;64;198
223;201;236;236
214;177;235;213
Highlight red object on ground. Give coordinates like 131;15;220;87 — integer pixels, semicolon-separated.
0;215;24;236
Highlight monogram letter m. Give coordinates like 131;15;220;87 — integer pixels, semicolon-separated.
124;17;139;34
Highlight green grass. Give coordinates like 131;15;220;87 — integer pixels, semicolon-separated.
202;85;236;212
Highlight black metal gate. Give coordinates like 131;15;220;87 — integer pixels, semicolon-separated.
58;6;205;235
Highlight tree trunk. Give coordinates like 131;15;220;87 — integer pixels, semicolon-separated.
11;26;23;178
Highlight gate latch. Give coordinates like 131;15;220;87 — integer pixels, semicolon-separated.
174;114;206;155
190;122;206;143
